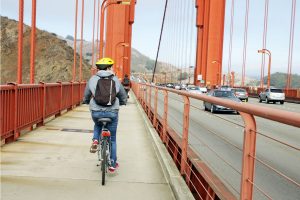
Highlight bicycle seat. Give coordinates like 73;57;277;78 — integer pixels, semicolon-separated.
97;118;112;123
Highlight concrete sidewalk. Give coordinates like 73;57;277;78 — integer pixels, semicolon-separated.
1;96;175;200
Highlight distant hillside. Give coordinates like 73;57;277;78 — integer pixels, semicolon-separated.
263;72;300;88
0;16;91;84
64;37;171;74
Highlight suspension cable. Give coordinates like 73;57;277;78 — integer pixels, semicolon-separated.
260;0;269;88
227;0;235;85
286;0;296;89
73;0;79;81
91;0;96;70
96;0;100;60
242;0;250;87
152;0;169;83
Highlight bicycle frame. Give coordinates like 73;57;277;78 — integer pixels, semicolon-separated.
97;125;112;185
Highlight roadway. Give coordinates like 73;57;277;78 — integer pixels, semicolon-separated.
150;91;300;200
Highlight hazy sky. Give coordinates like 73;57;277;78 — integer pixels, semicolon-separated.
1;0;299;77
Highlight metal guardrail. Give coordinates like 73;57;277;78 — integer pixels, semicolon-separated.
132;82;300;200
0;82;86;143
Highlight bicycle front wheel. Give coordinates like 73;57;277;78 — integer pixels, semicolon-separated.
101;138;107;185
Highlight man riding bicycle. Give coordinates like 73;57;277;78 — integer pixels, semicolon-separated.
83;57;127;172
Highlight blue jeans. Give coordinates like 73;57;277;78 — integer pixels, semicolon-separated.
91;111;119;167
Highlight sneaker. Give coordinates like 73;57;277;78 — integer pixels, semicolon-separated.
108;162;119;173
90;140;98;153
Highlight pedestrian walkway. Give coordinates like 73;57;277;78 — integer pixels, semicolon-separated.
1;96;176;200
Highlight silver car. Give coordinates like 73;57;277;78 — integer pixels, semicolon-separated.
231;88;248;102
259;88;285;104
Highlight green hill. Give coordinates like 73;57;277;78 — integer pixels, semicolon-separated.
264;72;300;88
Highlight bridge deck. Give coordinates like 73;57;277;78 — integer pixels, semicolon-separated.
1;97;176;200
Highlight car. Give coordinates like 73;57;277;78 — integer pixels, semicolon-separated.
166;83;175;88
258;88;285;104
180;84;187;90
231;88;248;102
203;89;241;114
174;83;181;90
186;85;203;95
220;85;231;91
199;87;207;93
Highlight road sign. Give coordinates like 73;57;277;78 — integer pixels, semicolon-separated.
197;75;202;80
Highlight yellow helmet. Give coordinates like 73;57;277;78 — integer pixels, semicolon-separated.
95;57;114;70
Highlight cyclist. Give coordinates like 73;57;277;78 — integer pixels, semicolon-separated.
83;57;127;172
122;74;131;98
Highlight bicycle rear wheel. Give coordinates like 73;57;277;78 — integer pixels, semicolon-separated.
101;138;107;185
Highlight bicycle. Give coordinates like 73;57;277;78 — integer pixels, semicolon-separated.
96;118;112;185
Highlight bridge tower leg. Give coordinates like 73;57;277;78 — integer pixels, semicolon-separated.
194;0;226;88
105;1;136;80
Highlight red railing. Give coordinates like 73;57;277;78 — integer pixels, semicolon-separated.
0;82;86;143
132;82;300;200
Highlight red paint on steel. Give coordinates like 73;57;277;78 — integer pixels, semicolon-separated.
239;112;257;200
17;0;24;84
79;0;85;82
180;96;190;175
73;0;79;81
91;0;96;71
153;88;158;127
0;83;86;143
30;0;37;84
195;0;225;87
99;0;109;58
132;82;300;199
163;90;168;143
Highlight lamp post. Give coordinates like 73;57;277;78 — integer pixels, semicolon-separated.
258;49;271;88
117;56;128;78
114;42;129;76
99;0;131;58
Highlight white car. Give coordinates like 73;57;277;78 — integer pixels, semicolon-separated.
186;86;203;95
259;88;285;104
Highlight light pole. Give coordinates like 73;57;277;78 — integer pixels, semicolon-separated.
117;56;128;78
99;0;131;58
258;49;271;88
114;42;129;76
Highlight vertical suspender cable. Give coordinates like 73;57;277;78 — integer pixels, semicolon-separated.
183;0;189;84
170;0;175;82
17;0;24;83
227;0;235;85
80;0;85;81
152;0;169;83
91;0;96;70
242;0;250;87
286;0;296;89
30;0;37;84
73;0;79;81
96;0;100;60
179;0;184;84
188;0;195;84
260;0;269;88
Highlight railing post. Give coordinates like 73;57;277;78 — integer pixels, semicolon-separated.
162;90;168;143
239;112;257;200
148;86;151;117
180;96;190;175
7;83;20;142
37;82;45;127
56;81;63;117
153;88;158;128
71;81;74;110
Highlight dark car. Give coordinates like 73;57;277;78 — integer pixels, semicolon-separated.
203;89;241;114
231;88;248;102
